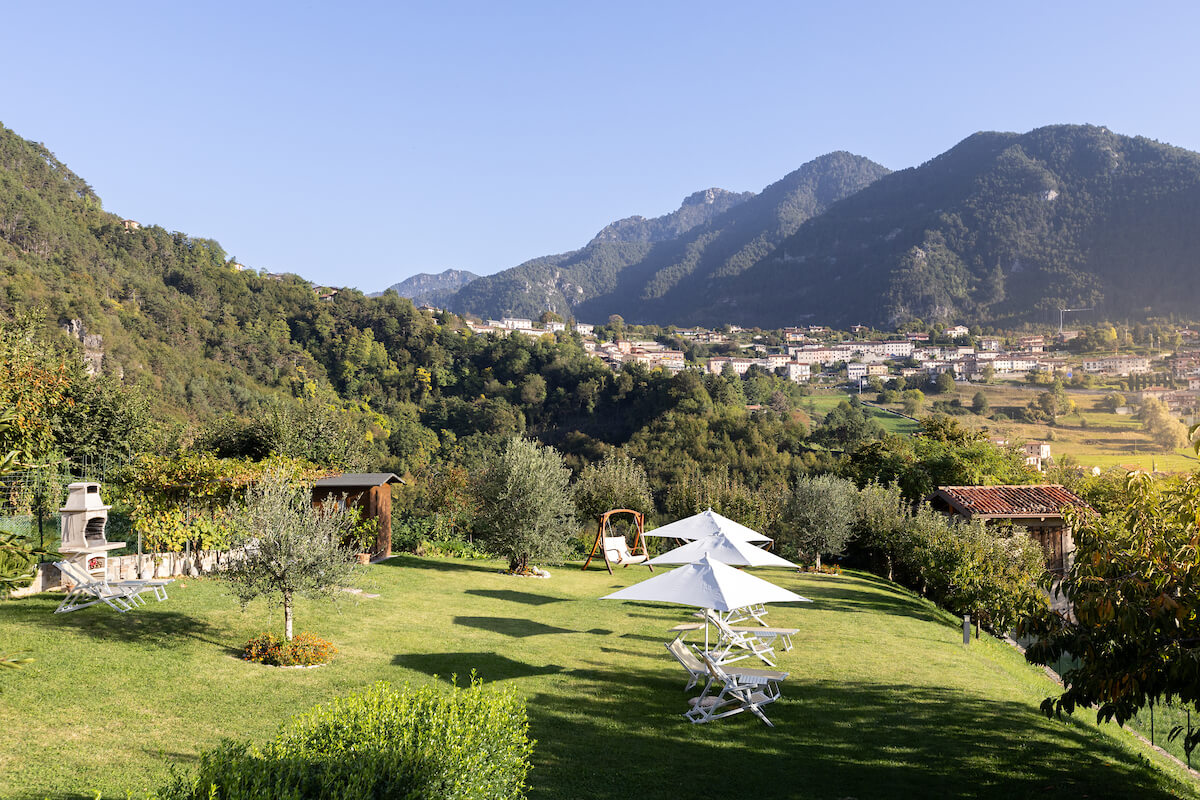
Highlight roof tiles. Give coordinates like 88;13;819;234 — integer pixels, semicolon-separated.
933;484;1088;518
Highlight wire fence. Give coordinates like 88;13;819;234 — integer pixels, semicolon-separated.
0;457;135;559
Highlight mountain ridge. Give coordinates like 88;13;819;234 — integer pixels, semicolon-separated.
449;151;891;321
446;125;1200;328
380;268;479;307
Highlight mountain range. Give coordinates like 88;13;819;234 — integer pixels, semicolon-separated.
435;125;1200;328
380;269;479;307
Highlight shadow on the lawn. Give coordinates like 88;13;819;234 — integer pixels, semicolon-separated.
376;554;499;574
464;588;566;605
393;651;565;683
524;670;1184;800
454;615;581;637
6;593;225;649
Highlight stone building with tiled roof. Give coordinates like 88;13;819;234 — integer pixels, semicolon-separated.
928;484;1090;574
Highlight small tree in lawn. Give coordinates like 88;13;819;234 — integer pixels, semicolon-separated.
781;474;859;569
474;437;576;573
226;470;358;641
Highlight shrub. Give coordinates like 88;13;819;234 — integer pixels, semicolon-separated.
152;679;533;800
242;631;338;667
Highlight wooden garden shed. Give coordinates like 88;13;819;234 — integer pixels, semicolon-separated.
312;473;405;557
928;484;1089;574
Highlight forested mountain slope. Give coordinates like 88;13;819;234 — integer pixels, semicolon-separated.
717;125;1200;328
448;152;889;321
0;122;813;480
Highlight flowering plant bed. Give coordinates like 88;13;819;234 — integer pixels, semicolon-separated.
242;631;338;666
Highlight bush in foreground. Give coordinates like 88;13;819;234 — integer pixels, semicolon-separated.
151;679;533;799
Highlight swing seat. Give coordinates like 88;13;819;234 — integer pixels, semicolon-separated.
582;509;653;573
604;536;648;566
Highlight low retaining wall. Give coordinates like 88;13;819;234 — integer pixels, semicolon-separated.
13;550;234;598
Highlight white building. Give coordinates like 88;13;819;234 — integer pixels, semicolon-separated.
1082;355;1152;375
501;317;532;329
786;362;811;382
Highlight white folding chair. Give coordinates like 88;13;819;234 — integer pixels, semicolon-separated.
703;609;778;667
685;651;787;727
665;637;710;691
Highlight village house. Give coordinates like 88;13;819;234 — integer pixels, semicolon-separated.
1019;335;1045;352
786;362;811;382
1022;441;1052;472
573;322;595;335
944;325;970;338
978;336;1002;351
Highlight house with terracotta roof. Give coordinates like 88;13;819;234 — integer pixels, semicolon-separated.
928;484;1089;573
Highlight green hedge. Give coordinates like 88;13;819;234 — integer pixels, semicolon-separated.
151;679;533;799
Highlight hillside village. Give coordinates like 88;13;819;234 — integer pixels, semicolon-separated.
446;308;1198;416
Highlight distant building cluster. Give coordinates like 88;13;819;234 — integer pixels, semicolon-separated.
593;339;686;373
464;317;591;339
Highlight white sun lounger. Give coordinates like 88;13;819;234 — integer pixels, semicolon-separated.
54;560;174;614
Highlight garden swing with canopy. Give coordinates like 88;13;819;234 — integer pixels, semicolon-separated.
582;509;653;574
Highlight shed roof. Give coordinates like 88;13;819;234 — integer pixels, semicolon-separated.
931;485;1087;519
313;473;405;490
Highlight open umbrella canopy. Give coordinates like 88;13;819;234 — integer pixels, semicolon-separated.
642;507;772;543
602;554;809;612
647;532;797;568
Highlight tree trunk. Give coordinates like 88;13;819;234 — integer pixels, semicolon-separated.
814;553;822;571
885;552;894;582
283;591;294;641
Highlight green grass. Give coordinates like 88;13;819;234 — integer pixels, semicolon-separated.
1;557;1196;799
803;392;920;435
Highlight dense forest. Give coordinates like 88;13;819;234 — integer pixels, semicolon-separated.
445;125;1200;329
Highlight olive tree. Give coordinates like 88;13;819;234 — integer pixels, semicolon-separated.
473;438;577;573
225;470;359;640
781;474;859;569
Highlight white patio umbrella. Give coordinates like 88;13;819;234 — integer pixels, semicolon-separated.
642;507;772;543
602;554;809;648
647;531;797;568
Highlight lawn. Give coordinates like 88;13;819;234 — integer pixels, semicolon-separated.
1;557;1196;799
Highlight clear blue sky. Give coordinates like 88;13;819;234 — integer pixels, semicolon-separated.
3;1;1197;292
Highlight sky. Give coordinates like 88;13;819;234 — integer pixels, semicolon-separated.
2;1;1199;292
